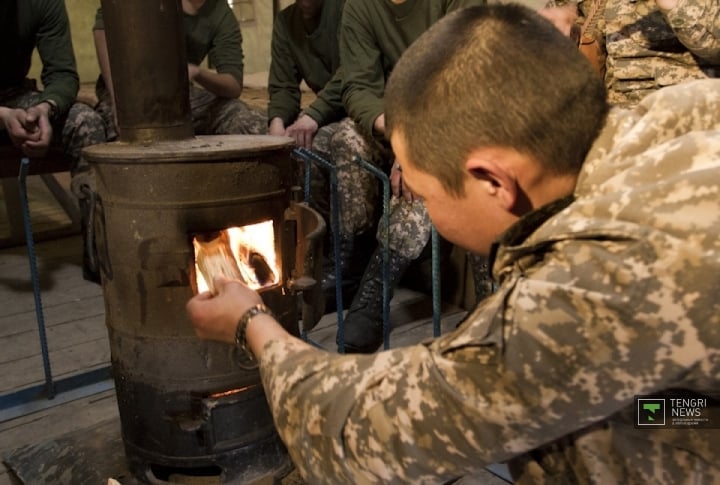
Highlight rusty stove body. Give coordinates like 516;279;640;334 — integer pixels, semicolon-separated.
82;1;322;482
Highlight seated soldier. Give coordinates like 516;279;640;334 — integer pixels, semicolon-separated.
0;0;107;283
267;0;374;310
187;5;720;482
335;0;493;353
93;0;267;141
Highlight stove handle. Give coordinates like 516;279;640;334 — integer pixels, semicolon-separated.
80;186;113;281
285;201;326;330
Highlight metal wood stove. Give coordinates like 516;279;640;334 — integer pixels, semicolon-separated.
82;1;323;482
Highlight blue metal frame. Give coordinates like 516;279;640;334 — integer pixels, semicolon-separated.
350;156;392;350
292;148;346;350
352;156;443;345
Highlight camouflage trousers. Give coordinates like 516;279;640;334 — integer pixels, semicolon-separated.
188;85;267;135
295;121;341;227
0;82;107;199
95;84;268;140
329;118;432;260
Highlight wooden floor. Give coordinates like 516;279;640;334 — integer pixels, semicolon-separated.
0;177;489;483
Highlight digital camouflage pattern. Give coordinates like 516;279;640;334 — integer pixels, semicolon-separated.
257;80;720;483
550;0;720;107
330;118;432;259
604;0;720;107
295;121;341;224
187;85;267;135
95;84;267;142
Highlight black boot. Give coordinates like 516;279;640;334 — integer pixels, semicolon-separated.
339;246;412;353
321;232;373;313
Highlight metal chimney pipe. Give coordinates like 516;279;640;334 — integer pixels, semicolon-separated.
100;0;194;142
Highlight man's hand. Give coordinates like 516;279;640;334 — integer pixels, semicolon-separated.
187;63;243;98
373;113;386;135
186;276;264;345
655;0;678;10
285;114;319;150
538;4;578;38
268;117;286;137
188;63;201;82
390;160;417;202
0;104;53;158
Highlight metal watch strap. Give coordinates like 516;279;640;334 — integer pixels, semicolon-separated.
234;303;272;366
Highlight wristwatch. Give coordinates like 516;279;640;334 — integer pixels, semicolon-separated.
234;303;273;369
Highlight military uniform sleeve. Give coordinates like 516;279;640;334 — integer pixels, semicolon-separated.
304;69;345;127
207;5;244;87
659;0;720;62
267;14;303;126
339;1;386;138
93;6;105;30
36;0;79;115
258;231;713;482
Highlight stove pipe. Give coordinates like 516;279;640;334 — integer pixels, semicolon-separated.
101;0;193;142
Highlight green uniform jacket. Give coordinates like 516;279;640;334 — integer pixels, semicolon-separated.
338;0;488;138
1;0;79;115
258;79;720;483
95;0;244;87
268;0;346;127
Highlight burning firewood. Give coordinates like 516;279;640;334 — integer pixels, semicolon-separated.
249;250;276;285
193;231;245;294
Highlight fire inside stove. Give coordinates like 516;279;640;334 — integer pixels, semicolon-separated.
192;220;280;294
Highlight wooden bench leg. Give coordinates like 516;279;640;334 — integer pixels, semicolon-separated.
1;177;28;246
40;174;81;228
1;174;81;249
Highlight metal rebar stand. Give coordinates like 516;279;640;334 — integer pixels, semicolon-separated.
19;157;56;399
352;157;442;347
0;158;113;422
292;148;344;349
350;156;392;350
431;226;441;337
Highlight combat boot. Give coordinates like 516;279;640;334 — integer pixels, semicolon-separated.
339;245;412;353
321;232;373;313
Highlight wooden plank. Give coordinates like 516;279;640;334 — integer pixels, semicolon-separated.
0;277;103;320
0;294;105;338
0;338;110;394
0;389;119;456
0;389;118;485
0;316;108;364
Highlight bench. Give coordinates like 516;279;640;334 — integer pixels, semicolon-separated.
0;146;81;248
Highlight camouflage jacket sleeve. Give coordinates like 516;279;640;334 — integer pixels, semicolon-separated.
658;0;720;62
258;80;720;484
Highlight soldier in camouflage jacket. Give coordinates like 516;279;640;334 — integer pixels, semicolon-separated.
551;0;720;107
187;4;720;483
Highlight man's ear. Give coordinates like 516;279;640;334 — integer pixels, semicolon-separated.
465;154;518;211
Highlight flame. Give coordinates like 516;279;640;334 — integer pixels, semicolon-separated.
193;220;279;293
